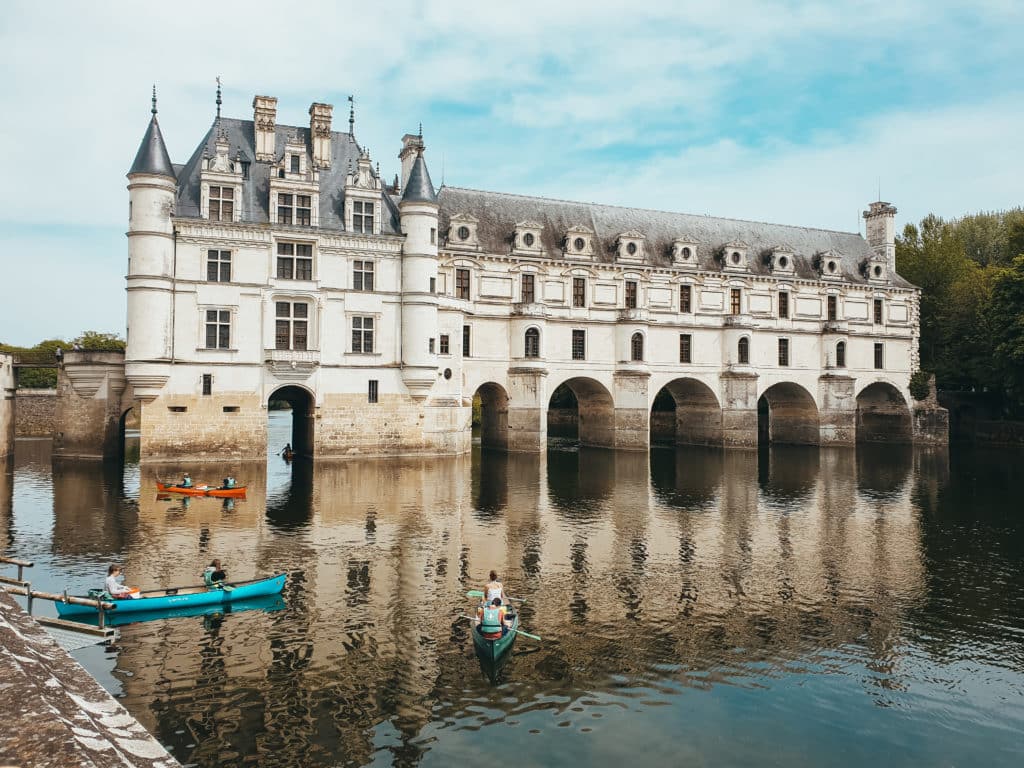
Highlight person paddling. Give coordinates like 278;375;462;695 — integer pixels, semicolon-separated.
204;559;227;586
105;565;141;599
483;570;505;605
180;472;193;488
476;597;510;639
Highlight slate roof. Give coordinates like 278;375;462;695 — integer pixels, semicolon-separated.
437;186;913;288
128;115;176;178
401;154;437;203
173;118;401;234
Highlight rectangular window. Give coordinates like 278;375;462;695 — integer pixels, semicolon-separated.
439;334;449;355
353;200;375;234
353;260;375;291
290;154;300;173
206;250;231;282
276;242;313;280
679;334;692;364
204;309;230;349
730;288;742;315
462;325;471;357
429;277;436;294
295;195;311;226
455;268;470;300
208;186;234;222
428;338;435;354
680;284;692;313
368;380;378;404
572;277;586;307
521;273;535;304
572;329;586;360
828;295;838;321
778;291;789;319
778;338;790;367
202;374;212;395
352;316;374;354
275;302;308;351
430;228;437;244
625;280;638;309
277;193;293;225
874;298;884;324
874;343;884;369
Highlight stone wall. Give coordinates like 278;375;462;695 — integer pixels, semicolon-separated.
53;352;127;460
938;391;1024;445
0;353;13;458
139;393;266;462
14;388;57;436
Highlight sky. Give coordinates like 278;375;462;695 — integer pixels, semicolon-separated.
0;0;1022;346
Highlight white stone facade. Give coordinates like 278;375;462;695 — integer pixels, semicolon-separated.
124;94;926;461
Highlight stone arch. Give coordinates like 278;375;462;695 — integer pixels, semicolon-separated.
856;381;912;443
650;378;722;447
117;406;137;460
758;382;820;445
474;381;510;450
548;376;615;448
268;384;315;457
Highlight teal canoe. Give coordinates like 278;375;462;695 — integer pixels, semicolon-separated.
55;573;287;618
472;610;518;665
61;594;286;627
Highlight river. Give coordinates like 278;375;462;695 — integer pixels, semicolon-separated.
2;412;1022;767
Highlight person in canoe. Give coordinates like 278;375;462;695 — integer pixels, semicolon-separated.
180;472;193;488
281;443;293;460
203;559;227;585
482;570;505;605
476;597;511;639
105;564;141;599
221;476;236;489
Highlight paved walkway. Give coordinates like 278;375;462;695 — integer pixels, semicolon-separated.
0;591;180;768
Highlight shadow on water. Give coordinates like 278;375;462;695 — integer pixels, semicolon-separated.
266;458;314;532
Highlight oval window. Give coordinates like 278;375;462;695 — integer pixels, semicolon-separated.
873;265;882;277
681;246;691;259
626;242;637;255
778;256;788;268
524;232;535;247
731;251;741;264
574;237;586;252
827;260;837;273
457;226;470;241
443;368;452;380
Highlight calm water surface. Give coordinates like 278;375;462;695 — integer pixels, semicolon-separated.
2;413;1023;767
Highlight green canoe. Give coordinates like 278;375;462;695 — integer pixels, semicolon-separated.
473;610;519;665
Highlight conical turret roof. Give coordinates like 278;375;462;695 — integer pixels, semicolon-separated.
128;115;176;178
401;152;436;204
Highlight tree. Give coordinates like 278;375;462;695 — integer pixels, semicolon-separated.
988;256;1024;412
72;331;125;351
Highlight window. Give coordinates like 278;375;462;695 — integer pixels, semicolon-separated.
679;334;692;364
630;332;644;361
429;277;436;294
778;338;789;366
430;228;437;245
296;195;311;226
680;284;692;313
368;380;378;404
277;194;311;226
524;328;540;358
353;200;375;234
778;291;789;319
874;343;884;369
462;325;471;357
353;260;374;291
202;374;212;396
730;288;742;315
207;250;231;282
572;277;586;307
204;309;230;349
276;242;313;280
521;273;535;304
290;155;300;174
277;193;292;225
429;338;435;353
874;298;884;324
836;341;846;367
738;337;750;365
439;334;449;354
572;329;585;360
455;268;470;300
828;295;838;321
458;225;471;241
208;186;234;221
352;316;374;354
275;302;308;351
625;280;638;309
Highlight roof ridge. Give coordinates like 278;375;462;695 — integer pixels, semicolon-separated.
440;184;862;238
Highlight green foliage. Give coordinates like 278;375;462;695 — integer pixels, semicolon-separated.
909;370;932;401
73;331;126;351
472;394;482;426
988;256;1024;409
0;332;122;389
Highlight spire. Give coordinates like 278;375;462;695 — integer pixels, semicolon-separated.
348;94;355;134
129;88;175;178
216;76;222;121
401;151;436;204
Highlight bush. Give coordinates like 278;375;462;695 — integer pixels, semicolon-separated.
909;370;932;401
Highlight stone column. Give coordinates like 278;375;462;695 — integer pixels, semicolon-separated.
53;351;127;460
0;354;14;459
818;373;856;445
507;366;547;452
720;370;758;447
912;375;949;445
613;369;650;450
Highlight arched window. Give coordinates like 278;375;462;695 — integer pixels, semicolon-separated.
836;341;846;368
630;332;644;361
524;327;540;358
738;337;750;364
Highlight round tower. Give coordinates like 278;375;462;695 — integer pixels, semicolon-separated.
125;88;177;399
398;135;440;399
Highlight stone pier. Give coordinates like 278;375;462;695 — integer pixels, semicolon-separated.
0;354;13;459
53;351;128;460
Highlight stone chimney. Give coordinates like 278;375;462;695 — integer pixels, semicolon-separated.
253;95;277;162
863;201;897;271
399;132;425;193
309;102;333;168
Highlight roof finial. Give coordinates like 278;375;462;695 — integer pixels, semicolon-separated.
151;85;158;116
216;76;222;121
418;122;422;138
348;94;355;135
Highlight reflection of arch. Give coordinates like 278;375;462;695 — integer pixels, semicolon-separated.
856;381;912;443
474;382;510;450
650;378;722;446
758;383;819;445
268;385;315;457
548;377;615;448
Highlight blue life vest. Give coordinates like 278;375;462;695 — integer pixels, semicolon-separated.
481;607;503;633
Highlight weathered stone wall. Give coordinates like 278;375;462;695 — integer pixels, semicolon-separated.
546;408;578;436
938;391;1022;445
138;393;266;462
0;353;13;458
14;388;57;437
53;352;127;460
650;410;675;443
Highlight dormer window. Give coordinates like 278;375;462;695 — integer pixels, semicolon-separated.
768;246;795;274
721;241;749;272
447;213;479;250
290;155;300;174
818;250;843;280
616;230;646;262
863;255;889;284
209;186;234;221
672;239;698;266
353;201;375;234
512;221;544;257
564;226;595;260
458;226;470;240
277;194;312;226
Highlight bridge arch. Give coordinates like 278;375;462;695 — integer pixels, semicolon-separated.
473;381;511;450
856;381;912;443
650;377;722;446
547;376;615;448
268;384;315;458
758;382;820;445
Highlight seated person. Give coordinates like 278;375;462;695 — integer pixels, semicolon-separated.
204;559;227;586
483;570;504;606
222;476;236;489
180;472;193;488
105;564;141;599
476;597;509;639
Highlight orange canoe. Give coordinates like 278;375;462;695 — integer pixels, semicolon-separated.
156;482;247;498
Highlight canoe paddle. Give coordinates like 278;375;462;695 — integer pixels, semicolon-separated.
465;590;526;603
459;615;542;642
